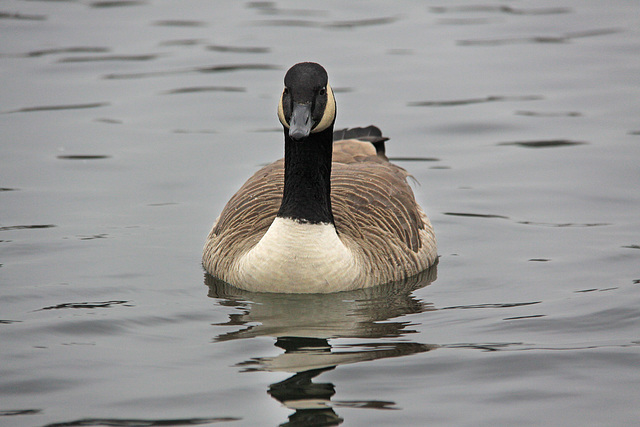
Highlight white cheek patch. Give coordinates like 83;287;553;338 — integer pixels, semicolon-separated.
312;84;335;134
277;91;289;129
277;85;336;133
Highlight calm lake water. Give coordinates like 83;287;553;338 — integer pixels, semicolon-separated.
2;1;640;426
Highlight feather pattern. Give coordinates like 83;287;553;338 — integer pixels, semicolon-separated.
203;129;437;291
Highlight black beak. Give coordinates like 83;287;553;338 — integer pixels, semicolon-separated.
289;103;312;141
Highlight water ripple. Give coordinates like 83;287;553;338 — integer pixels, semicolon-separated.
153;20;207;27
239;339;436;373
388;157;440;162
443;212;610;228
518;221;610;228
253;16;398;29
25;47;110;57
408;95;542;107
43;319;129;336
443;341;640;352
90;1;147;8
5;103;109;114
333;400;398;410
0;409;42;416
439;301;541;311
57;54;159;63
444;212;509;219
163;86;245;95
622;245;640;250
516;110;582;117
498;139;586;148
41;417;241;427
57;155;111;160
36;300;132;311
207;45;270;54
495;307;640;334
0;11;46;21
103;64;278;79
430;5;572;15
458;28;620;46
246;2;329;17
0;224;56;232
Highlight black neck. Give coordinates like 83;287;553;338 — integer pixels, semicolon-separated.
277;125;334;224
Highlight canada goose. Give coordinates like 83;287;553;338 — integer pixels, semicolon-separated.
203;62;437;293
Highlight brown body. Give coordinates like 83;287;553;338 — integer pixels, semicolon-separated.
203;136;437;291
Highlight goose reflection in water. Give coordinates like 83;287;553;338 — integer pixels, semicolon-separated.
205;265;438;425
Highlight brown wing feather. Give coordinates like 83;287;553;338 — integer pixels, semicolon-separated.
204;160;284;275
331;159;423;251
330;139;424;253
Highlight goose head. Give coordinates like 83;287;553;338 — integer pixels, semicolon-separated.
277;62;336;141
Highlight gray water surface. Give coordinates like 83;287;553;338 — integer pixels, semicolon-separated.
2;1;640;426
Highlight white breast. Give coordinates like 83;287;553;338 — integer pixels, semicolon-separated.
233;217;362;293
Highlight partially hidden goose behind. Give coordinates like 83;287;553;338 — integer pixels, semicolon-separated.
203;62;437;293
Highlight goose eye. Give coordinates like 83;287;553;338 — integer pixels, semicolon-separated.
319;87;326;96
283;88;289;95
